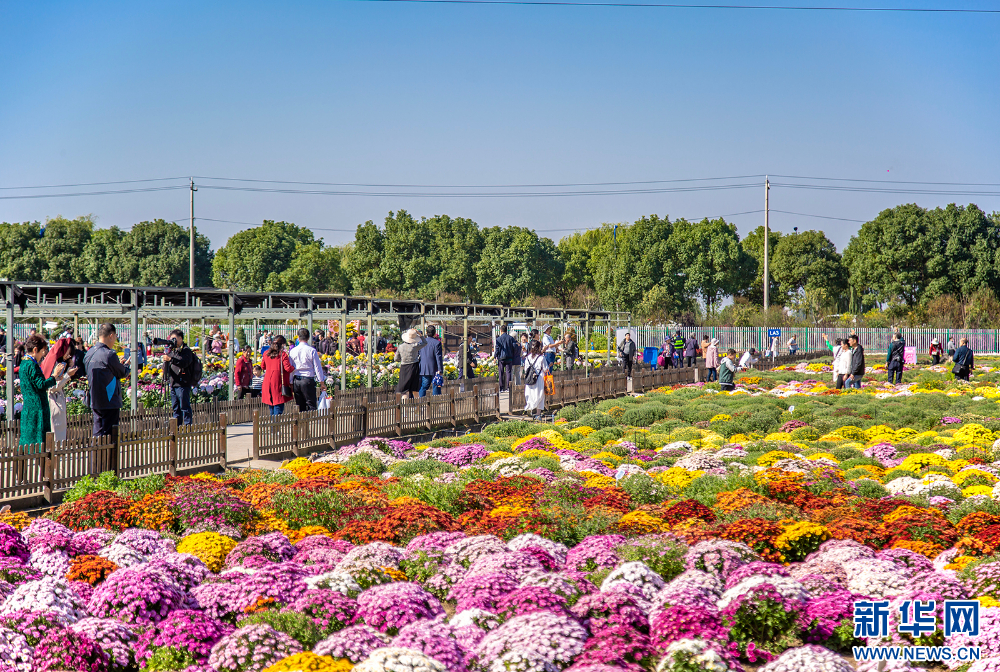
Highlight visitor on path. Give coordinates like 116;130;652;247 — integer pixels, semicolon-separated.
563;329;580;371
618;332;637;378
346;333;362;357
719;349;738;392
465;338;479;380
929;338;944;365
834;338;852;389
41;338;78;442
358;330;366;352
947;337;956;360
319;331;336;356
661;337;674;369
738;347;758;370
290;328;327;412
134;341;147;370
394;329;427;400
700;334;710;359
769;334;780;360
18;334;58;447
523;339;548;420
683;333;698;368
235;346;254;399
261;335;295;415
250;365;264;397
84;323;130;437
787;334;799;356
494;324;519;392
71;337;87;379
162;329;196;426
845;334;865;390
672;332;685;367
0;325;6;353
953;337;974;381
822;334;844;386
704;338;719;382
376;331;388;354
887;332;906;385
211;332;224;355
258;331;270;352
312;329;322;349
542;325;557;369
418;325;444;397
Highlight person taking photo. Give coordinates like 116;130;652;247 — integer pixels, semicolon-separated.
162;329;196;425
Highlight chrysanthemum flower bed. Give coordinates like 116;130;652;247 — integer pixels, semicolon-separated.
6;363;1000;670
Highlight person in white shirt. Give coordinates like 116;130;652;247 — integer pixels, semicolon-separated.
289;328;327;412
738;348;758;370
541;325;557;369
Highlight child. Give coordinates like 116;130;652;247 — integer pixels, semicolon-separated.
250;365;264;398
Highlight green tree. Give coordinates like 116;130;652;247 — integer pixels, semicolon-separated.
212;220;315;291
35;216;94;283
377;211;436;295
425;215;482;300
671;218;753;315
590;215;685;316
80;227;121;284
265;243;348;294
924;203;1000;303
342;221;384;295
843;204;932;308
115;219;213;287
0;221;43;281
474;227;563;304
737;225;781;306
770;229;848;315
553;231;599;307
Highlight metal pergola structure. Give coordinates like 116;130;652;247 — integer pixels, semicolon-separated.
2;281;630;420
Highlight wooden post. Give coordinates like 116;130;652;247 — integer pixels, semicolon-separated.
367;306;374;389
219;413;228;470
228;295;236;402
168;418;178;475
339;311;347;392
395;398;403;437
327;399;336;446
449;388;456;429
111;425;120;477
361;400;369;439
43;432;54;503
292;413;301;457
251;411;259;461
473;384;480;423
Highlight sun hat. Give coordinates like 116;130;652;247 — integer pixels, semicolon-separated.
710;338;719;346
402;329;421;344
932;338;939;345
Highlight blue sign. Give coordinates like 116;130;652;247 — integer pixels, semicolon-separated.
854;600;890;638
767;328;781;339
898;600;937;638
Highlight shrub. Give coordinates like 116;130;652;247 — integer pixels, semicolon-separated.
343;453;386;477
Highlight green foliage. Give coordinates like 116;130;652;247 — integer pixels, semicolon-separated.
389;459;456;479
618;473;672;505
616;538;687;581
63;471;122;503
239;611;323;648
475;226;563;304
343;453;387;477
384;479;465;516
212;220;315;291
145;646;198;671
574;413;618;430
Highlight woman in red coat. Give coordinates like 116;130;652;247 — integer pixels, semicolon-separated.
261;335;294;415
234;346;254;399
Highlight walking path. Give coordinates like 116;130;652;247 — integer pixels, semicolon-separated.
226;422;285;470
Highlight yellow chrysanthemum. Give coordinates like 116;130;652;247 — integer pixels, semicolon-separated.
652;467;703;492
263;652;354;672
763;432;793;442
175;532;237;572
758;450;796;467
584;475;618;489
710;414;732;423
963;485;995;498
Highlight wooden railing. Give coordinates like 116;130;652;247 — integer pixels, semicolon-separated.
0;416;227;504
252;382;501;459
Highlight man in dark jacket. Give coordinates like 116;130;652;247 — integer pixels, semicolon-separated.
683;333;698;368
953;337;974;381
162;329;196;425
672;331;685;368
494;324;519;391
886;332;905;385
83;323;130;437
846;334;865;390
618;333;637;378
418;326;444;396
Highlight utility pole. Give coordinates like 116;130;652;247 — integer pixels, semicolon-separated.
763;176;770;312
189;178;197;289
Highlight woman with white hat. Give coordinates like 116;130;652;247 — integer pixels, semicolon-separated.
929;338;944;365
394;328;427;399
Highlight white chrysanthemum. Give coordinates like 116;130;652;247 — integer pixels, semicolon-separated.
716;575;809;609
659;441;694;453
600;561;665;601
450;608;501;631
506;534;568;565
843;559;909;599
759;645;855;672
355;646;448;672
883;477;932;497
0;577;85;623
304;570;363;596
656;638;733;672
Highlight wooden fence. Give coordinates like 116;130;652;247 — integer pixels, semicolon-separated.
0;416;227;504
252;381;501;459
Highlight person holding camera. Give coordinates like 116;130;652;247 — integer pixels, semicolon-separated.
160;329;196;425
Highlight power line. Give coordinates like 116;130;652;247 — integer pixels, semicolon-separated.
770;209;866;223
771;174;1000;187
191;174;766;188
197;217;357;232
344;0;1000;13
0;177;187;191
0;186;188;200
771;182;1000;196
197;183;760;197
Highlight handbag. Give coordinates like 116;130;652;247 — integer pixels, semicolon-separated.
432;372;444;388
544;373;555;396
952;363;964;375
281;384;293;398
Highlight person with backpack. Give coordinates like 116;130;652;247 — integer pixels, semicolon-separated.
719;349;738;392
162;328;198;425
929;338;944;365
953;337;974;381
886;332;906;385
522;339;549;420
493;324;519;391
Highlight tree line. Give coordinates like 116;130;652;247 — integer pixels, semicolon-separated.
2;203;999;325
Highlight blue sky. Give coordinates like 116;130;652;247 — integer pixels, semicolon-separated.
1;1;998;251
